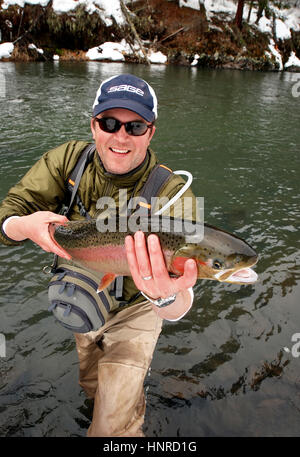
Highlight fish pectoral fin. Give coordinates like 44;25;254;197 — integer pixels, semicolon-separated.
97;273;117;293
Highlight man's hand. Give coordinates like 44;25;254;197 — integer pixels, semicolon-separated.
125;231;198;320
5;211;71;260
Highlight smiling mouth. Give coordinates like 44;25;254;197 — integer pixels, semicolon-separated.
110;147;130;154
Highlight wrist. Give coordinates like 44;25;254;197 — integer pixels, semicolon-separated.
153;288;194;322
3;216;27;241
140;291;177;307
166;288;194;321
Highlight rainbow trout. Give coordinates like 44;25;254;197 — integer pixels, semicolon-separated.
51;216;258;291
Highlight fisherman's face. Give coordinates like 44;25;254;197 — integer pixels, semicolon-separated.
91;108;156;175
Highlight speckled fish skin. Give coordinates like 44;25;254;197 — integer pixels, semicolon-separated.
53;216;258;284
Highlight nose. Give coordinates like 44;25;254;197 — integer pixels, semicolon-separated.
114;124;130;140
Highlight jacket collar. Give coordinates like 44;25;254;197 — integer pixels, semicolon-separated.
94;148;158;188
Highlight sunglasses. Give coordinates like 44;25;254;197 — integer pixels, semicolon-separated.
94;117;153;136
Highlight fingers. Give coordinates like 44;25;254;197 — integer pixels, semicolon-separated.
45;235;72;260
6;211;71;260
124;234;145;291
44;213;69;226
23;212;71;260
134;231;153;280
47;221;71;260
125;231;197;298
46;221;71;260
173;258;198;290
36;226;71;260
146;234;173;297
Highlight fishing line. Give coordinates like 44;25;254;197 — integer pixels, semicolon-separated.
154;170;193;216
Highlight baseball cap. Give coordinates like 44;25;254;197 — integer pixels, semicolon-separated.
92;74;158;122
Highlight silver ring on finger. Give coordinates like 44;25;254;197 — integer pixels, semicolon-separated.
142;275;153;281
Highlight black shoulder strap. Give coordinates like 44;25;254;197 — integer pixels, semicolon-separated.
64;143;96;218
67;143;96;195
136;164;173;213
51;143;96;273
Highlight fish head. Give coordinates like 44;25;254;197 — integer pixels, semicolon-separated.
171;224;258;285
211;251;258;284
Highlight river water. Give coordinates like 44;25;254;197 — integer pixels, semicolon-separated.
0;61;299;437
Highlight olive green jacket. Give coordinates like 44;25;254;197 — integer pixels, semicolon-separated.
0;140;197;304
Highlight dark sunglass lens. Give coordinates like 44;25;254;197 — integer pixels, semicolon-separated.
126;122;148;136
101;118;120;132
97;118;150;136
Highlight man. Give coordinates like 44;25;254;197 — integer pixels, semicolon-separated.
0;74;198;436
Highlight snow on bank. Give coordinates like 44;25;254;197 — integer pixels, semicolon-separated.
285;51;300;69
28;43;44;54
257;14;273;35
2;0;128;26
179;0;300;69
2;0;299;34
0;41;47;59
179;0;237;18
179;0;300;34
257;12;298;39
266;44;300;71
1;0;299;69
0;36;168;65
275;18;292;40
86;42;126;62
266;39;283;70
81;0;126;27
148;51;167;64
85;40;167;64
1;0;168;63
191;54;200;66
2;0;49;7
51;1;80;15
0;42;14;58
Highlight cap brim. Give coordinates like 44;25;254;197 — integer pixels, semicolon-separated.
93;99;155;123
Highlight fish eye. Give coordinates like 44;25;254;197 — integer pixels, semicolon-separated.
213;259;223;270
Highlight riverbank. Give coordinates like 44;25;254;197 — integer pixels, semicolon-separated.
0;0;300;71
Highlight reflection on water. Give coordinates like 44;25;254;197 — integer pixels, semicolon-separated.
0;61;300;436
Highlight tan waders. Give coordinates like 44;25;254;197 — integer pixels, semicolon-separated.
74;301;163;437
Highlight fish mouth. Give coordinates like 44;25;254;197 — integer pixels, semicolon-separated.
215;267;258;284
226;267;258;284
